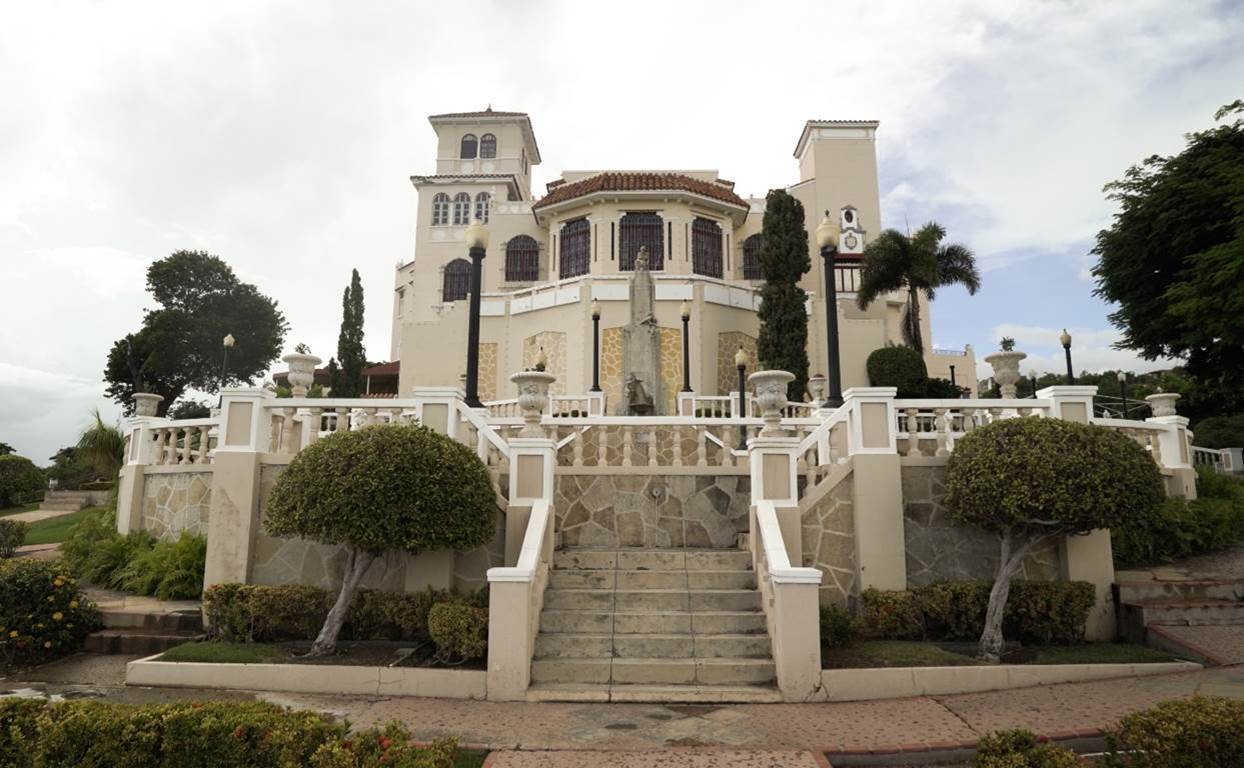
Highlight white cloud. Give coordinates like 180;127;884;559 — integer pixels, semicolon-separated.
974;324;1177;380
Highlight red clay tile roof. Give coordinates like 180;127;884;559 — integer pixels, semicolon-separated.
533;172;748;211
363;361;400;376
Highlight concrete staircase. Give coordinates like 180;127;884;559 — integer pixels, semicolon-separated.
1117;579;1244;665
84;607;204;655
36;491;92;513
528;547;781;702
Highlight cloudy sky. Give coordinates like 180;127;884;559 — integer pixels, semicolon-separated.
2;1;1241;462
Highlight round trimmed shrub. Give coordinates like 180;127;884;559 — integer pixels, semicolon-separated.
427;601;488;662
866;345;928;397
974;729;1080;767
0;455;44;508
0;559;101;667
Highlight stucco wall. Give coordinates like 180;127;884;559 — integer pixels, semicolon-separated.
250;465;504;594
800;472;857;608
554;474;750;549
901;465;1059;585
142;471;212;542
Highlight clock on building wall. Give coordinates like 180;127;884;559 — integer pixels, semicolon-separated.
843;232;859;250
838;205;866;255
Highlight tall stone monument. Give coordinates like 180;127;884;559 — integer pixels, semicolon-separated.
619;246;662;415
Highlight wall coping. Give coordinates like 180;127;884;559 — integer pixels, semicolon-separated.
899;456;949;467
143;465;215;475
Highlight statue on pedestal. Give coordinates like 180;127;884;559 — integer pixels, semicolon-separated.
618;246;663;415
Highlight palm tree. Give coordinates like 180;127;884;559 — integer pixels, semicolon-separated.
77;409;126;480
856;222;980;354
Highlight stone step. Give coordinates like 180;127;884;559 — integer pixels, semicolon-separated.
84;629;203;655
539;610;766;635
530;657;776;687
1116;579;1244;605
1119;599;1244;644
549;569;756;591
525;683;783;704
543;589;761;612
36;501;87;512
553;549;752;572
534;633;771;660
100;608;203;633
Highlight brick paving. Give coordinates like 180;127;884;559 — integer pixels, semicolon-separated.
486;749;828;767
1152;625;1244;665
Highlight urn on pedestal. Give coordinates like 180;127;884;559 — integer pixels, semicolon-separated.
132;393;164;418
984;341;1027;399
748;370;796;437
282;353;323;397
510;370;556;438
1145;392;1181;417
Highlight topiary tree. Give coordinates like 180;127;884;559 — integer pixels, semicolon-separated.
0;455;45;508
944;418;1164;661
866;345;929;397
756;189;811;401
265;424;497;655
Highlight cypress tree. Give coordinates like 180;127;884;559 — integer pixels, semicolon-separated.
756;189;811;401
330;269;366;397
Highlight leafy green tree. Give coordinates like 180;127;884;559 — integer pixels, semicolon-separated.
46;448;94;490
167;400;211;420
1193;414;1244;449
265;425;496;655
945;418;1163;661
329;270;366;398
0;455;45;508
104;251;288;416
756;189;811;400
857;222;980;354
0;443;13;456
1092;102;1244;412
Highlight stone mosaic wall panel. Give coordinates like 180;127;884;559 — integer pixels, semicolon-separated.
478;342;497;402
658;327;682;415
800;474;856;607
142;471;212;542
902;465;1060;585
523;332;566;395
555;474;750;549
717;332;757;395
599;327;681;414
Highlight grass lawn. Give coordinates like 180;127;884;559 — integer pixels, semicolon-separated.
159;641;286;664
823;640;1177;669
22;506;103;546
0;503;38;517
454;751;487;768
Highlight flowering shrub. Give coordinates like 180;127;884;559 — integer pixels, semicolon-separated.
0;559;100;667
309;723;457;768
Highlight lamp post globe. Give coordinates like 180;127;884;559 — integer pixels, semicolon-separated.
1118;371;1129;418
816;213;844;408
218;333;235;409
1059;328;1074;385
464;219;489;408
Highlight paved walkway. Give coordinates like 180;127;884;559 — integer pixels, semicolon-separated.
4;508;78;524
1117;542;1244;582
81;587;201;615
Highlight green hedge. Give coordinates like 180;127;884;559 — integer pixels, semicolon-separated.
204;583;488;655
0;698;459;768
59;508;206;600
0;559;101;668
857;580;1095;644
866;346;928;397
427;602;488;662
1113;467;1244;567
1102;696;1244;767
974;729;1080;767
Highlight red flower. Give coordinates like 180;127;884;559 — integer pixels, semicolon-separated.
378;736;393;749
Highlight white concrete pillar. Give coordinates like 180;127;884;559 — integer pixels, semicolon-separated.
203;388;272;588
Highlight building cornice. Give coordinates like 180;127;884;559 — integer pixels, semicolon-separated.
793;120;880;159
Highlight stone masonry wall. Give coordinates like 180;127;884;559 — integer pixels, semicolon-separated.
902;465;1060;585
555;474;750;548
142;471;212;542
250;465;504;593
800;473;857;608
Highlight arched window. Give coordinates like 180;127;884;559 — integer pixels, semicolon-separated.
474;192;491;224
452;192;471;225
442;259;471;302
742;234;764;280
505;235;539;282
559;219;590;279
479;133;496;159
692;218;723;278
619;212;664;270
460;134;478;159
431;193;450;226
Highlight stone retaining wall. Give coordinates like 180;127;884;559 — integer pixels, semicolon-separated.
141;471;212;542
800;473;857;607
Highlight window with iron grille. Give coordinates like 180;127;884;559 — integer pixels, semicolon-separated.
432;193;450;226
559;219;590;279
742;233;765;280
619;212;664;270
474;192;491;224
452;193;471;225
692;217;723;278
505;235;539;282
479;133;496;158
442;259;471;302
460;134;477;159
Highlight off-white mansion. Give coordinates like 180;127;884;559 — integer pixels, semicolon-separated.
391;109;975;409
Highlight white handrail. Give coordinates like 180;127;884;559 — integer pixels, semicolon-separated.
487;498;551;582
456;401;511;459
796;402;850;457
754;500;821;585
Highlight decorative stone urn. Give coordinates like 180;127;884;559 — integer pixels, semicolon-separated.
510;370;556;438
1145;391;1181;417
808;374;827;407
984;350;1027;399
282;352;322;397
132;392;163;417
748;370;796;437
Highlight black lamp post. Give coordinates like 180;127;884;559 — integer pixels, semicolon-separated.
590;299;601;393
735;346;748;451
680;301;692;393
949;364;957;388
217;333;234;409
1118;371;1129;418
464;219;489;408
1060;329;1075;386
816;213;843;408
1030;373;1038;399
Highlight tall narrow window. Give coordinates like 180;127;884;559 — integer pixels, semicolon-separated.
691;218;723;278
505;235;539;282
559;219;590;279
432;193;450;226
442;259;471;302
452;192;471;225
474;192;491;224
460;134;478;159
619;212;664;270
742;233;764;280
479;133;496;158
